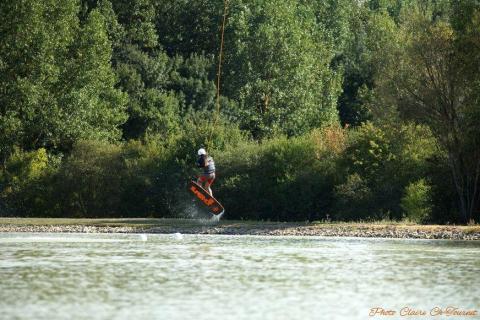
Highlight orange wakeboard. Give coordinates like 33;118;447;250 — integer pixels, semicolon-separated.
188;180;225;215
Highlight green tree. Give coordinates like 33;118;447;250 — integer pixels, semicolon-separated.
222;0;341;138
154;0;222;56
337;7;399;126
58;9;128;147
0;0;126;158
116;45;217;140
378;8;480;222
0;0;79;157
115;46;180;139
112;0;158;49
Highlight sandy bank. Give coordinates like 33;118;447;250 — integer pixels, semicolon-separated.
1;219;479;240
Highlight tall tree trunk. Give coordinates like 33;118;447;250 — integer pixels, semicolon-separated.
470;158;480;221
449;157;468;223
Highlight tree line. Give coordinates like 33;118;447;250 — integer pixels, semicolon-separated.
0;0;478;223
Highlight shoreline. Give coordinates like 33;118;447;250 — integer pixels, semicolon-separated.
1;218;480;240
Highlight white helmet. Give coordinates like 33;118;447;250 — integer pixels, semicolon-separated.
197;148;206;155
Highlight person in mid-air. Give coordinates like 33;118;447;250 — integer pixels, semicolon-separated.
196;147;216;196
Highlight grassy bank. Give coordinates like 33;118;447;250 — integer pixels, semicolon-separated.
1;218;480;240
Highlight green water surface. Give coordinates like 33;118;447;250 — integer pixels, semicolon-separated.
0;233;479;320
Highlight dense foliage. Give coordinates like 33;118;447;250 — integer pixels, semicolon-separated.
0;0;479;223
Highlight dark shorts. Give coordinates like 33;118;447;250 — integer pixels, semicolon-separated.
199;172;215;185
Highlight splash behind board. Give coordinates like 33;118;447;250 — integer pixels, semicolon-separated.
188;180;225;215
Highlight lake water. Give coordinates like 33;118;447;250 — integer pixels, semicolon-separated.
1;233;479;320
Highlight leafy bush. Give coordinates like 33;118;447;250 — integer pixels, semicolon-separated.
0;122;444;222
0;117;249;218
53;140;126;217
401;179;432;223
334;173;374;221
333;122;436;220
216;126;346;221
0;148;60;216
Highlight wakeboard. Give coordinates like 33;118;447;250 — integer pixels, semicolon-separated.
188;180;225;215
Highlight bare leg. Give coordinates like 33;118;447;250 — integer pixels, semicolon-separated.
197;177;207;191
206;175;215;196
196;176;211;195
204;181;213;196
